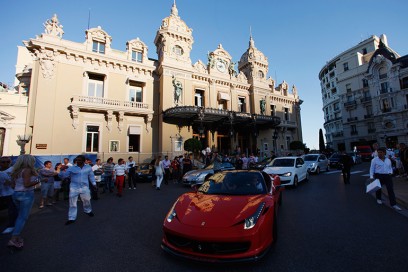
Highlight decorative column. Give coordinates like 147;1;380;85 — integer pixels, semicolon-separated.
117;111;124;133
106;110;113;132
71;106;79;129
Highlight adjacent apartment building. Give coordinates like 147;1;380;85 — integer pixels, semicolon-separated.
320;34;408;151
10;3;303;160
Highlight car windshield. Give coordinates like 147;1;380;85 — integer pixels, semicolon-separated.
330;154;341;159
271;158;295;167
198;172;266;195
303;155;318;161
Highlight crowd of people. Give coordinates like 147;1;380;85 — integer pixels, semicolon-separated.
1;143;407;249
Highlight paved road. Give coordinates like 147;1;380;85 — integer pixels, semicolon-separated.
1;164;408;272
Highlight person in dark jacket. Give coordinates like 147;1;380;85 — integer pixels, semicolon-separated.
340;151;353;184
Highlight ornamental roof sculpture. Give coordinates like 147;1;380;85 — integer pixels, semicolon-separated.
238;34;268;69
158;1;193;38
43;14;64;38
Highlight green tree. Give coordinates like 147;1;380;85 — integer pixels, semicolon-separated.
319;129;325;152
184;138;202;155
289;140;305;151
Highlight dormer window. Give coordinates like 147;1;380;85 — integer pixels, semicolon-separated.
132;50;142;62
92;41;105;54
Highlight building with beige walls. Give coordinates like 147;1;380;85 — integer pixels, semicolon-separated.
13;3;303;161
0;85;28;156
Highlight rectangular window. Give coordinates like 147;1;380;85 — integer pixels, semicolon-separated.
380;82;388;94
128;126;141;152
86;125;99;152
284;108;289;121
87;74;104;97
402;77;408;89
129;81;143;103
286;136;291;150
132;50;142;62
238;97;246;112
92;41;105;54
218;100;227;110
195;90;204;107
271;104;276;116
362;79;369;88
346;84;352;93
343;62;349;71
362;48;367;54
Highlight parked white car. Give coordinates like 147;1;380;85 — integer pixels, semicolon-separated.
302;154;329;174
264;157;309;187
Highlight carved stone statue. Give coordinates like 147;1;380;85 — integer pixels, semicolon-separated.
172;75;183;105
260;98;266;115
228;61;237;76
292;85;297;97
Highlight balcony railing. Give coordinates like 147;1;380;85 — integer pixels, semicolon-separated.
332;132;343;138
347;117;358;122
351;131;358;135
364;114;373;119
71;95;153;115
360;96;372;103
368;128;376;133
344;100;357;108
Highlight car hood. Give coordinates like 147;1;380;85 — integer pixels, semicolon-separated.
264;166;293;174
185;169;213;176
174;193;266;228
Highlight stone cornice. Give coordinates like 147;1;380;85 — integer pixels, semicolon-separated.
24;38;156;75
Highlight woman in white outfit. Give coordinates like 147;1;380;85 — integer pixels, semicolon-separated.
155;155;165;190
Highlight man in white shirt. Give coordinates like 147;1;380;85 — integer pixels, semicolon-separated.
162;156;171;185
369;147;401;211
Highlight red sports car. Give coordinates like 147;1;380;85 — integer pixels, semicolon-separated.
161;170;283;262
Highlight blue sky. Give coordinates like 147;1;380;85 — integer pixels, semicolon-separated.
1;0;407;149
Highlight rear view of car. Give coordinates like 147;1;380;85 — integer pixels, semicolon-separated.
356;145;372;161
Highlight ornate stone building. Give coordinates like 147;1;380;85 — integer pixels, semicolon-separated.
14;3;303;160
320;34;408;151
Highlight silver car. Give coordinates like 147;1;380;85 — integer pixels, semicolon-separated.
182;162;235;186
302;154;329;174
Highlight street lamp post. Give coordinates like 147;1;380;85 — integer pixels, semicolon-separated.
16;134;31;155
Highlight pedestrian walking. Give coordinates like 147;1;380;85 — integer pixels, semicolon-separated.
53;163;63;202
91;159;103;196
114;158;127;197
8;154;40;249
155;155;165;190
340;151;353;184
126;156;137;190
369;147;402;211
102;158;115;193
58;155;97;225
0;156;17;235
162;155;171;185
38;161;58;208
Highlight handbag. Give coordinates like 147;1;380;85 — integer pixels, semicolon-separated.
366;179;381;193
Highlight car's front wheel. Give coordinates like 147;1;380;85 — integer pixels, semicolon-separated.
293;175;299;187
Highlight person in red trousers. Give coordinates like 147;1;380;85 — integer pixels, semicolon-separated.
113;159;127;197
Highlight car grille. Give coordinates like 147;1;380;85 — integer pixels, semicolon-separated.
166;233;250;255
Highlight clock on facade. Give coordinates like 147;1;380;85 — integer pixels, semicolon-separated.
216;60;226;72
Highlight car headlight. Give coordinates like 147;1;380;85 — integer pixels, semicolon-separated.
166;202;178;223
309;163;315;168
244;202;265;230
282;172;292;177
